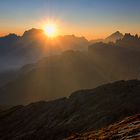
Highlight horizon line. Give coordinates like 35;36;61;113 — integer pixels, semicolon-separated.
0;28;139;41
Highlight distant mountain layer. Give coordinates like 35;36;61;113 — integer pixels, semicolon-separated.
0;80;140;140
0;29;139;73
65;114;140;140
116;33;140;50
0;28;89;72
1;32;140;105
1;33;140;105
105;31;123;42
90;31;124;44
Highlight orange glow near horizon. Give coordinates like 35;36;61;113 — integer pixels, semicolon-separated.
1;23;138;40
0;27;121;40
1;16;140;40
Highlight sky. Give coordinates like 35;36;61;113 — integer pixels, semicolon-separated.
0;0;140;39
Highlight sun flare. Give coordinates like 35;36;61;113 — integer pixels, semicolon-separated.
44;24;57;38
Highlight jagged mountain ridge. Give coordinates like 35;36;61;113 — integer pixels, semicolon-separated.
0;30;129;72
116;33;140;50
0;80;140;140
1;33;140;105
0;28;89;72
105;31;123;42
90;31;124;44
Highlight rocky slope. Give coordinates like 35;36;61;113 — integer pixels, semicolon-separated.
0;80;140;140
65;114;140;140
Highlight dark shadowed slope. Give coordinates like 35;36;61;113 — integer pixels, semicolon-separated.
0;51;108;105
0;80;140;140
65;114;140;140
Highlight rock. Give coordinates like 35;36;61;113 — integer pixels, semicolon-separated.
65;114;140;140
0;80;140;139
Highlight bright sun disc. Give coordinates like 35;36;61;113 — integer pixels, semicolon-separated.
44;24;57;37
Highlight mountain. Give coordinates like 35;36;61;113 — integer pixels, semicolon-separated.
0;80;140;140
105;31;123;43
1;33;140;105
0;29;89;72
0;50;107;105
116;33;140;50
2;35;140;105
89;31;124;44
65;114;140;140
88;39;140;79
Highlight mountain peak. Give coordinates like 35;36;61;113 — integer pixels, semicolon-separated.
110;31;123;36
0;33;19;39
114;31;122;34
105;31;123;42
22;28;43;38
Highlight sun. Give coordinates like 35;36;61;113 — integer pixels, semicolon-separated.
44;24;57;38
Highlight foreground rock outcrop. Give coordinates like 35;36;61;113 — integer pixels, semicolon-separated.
0;80;140;140
65;114;140;140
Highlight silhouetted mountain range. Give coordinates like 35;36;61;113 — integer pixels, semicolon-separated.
0;32;140;105
0;31;140;139
105;31;123;42
0;34;139;104
90;31;123;44
0;30;126;72
0;28;89;72
0;80;140;140
116;33;140;50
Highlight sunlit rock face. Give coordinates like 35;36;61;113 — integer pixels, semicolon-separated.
0;80;140;140
65;114;140;140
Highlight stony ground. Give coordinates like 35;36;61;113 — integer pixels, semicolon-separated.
65;114;140;140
